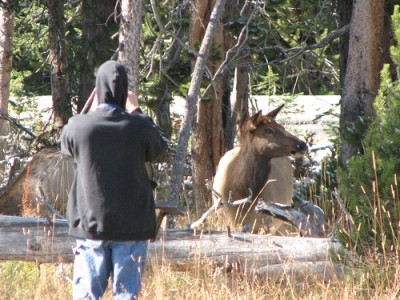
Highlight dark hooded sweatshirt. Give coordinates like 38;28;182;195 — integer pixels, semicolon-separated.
60;61;168;241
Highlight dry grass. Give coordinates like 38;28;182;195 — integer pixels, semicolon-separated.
1;254;400;300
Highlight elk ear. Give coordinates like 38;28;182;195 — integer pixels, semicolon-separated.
248;110;263;131
266;104;284;119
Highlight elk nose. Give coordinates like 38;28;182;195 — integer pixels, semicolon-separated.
297;141;308;153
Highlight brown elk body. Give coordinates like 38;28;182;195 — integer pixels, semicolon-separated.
0;149;73;217
0;150;157;217
213;105;307;234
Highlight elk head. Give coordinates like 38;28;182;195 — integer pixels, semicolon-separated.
239;104;308;158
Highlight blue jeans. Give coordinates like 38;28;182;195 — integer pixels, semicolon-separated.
72;239;149;300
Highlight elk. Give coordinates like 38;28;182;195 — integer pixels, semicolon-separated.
213;104;308;234
0;149;158;218
0;149;73;217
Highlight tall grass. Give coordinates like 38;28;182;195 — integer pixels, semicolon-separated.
1;251;400;299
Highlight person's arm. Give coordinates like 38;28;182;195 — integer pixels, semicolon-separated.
80;89;99;114
125;90;142;114
88;92;100;112
82;89;139;113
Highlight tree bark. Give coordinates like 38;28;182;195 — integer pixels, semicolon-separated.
151;0;188;137
48;0;72;128
0;3;13;172
382;2;398;81
337;0;352;94
167;0;227;204
223;0;251;150
222;67;234;149
77;0;97;112
339;0;385;166
119;0;141;95
191;0;227;208
77;0;118;112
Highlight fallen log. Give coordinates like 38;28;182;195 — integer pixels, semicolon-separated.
0;215;73;263
0;200;185;263
150;229;346;281
0;214;346;281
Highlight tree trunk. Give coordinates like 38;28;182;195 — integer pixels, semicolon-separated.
337;0;352;92
339;0;385;166
231;65;249;138
382;2;398;81
77;0;97;112
77;0;118;112
223;0;251;149
48;0;72;128
222;67;234;149
191;0;226;208
167;0;227;204
152;3;188;137
119;0;141;95
0;3;13;172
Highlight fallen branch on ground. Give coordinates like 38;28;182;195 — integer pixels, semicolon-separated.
255;198;326;238
0;215;347;282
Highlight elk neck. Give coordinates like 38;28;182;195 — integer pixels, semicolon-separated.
236;144;274;197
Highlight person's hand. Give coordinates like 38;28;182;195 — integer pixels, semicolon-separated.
89;92;100;111
125;90;140;113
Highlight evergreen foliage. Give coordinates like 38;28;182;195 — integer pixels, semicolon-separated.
10;1;81;97
240;0;340;95
9;0;341;103
339;5;400;254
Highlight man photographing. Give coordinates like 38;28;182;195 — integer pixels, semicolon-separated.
61;60;168;299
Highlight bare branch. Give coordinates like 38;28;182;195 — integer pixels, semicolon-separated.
149;0;198;57
0;110;36;139
227;189;253;206
65;2;81;26
168;0;227;202
190;188;223;229
36;186;66;221
191;188;253;229
201;1;259;98
268;25;350;65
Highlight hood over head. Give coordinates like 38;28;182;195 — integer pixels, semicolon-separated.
96;61;128;109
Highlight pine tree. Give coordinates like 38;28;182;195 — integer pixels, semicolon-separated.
339;5;400;253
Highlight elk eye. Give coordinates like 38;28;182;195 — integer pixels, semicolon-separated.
265;128;273;134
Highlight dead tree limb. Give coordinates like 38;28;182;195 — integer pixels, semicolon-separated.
190;189;253;229
167;0;227;203
267;24;350;65
255;199;325;238
190;189;223;229
37;186;66;221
